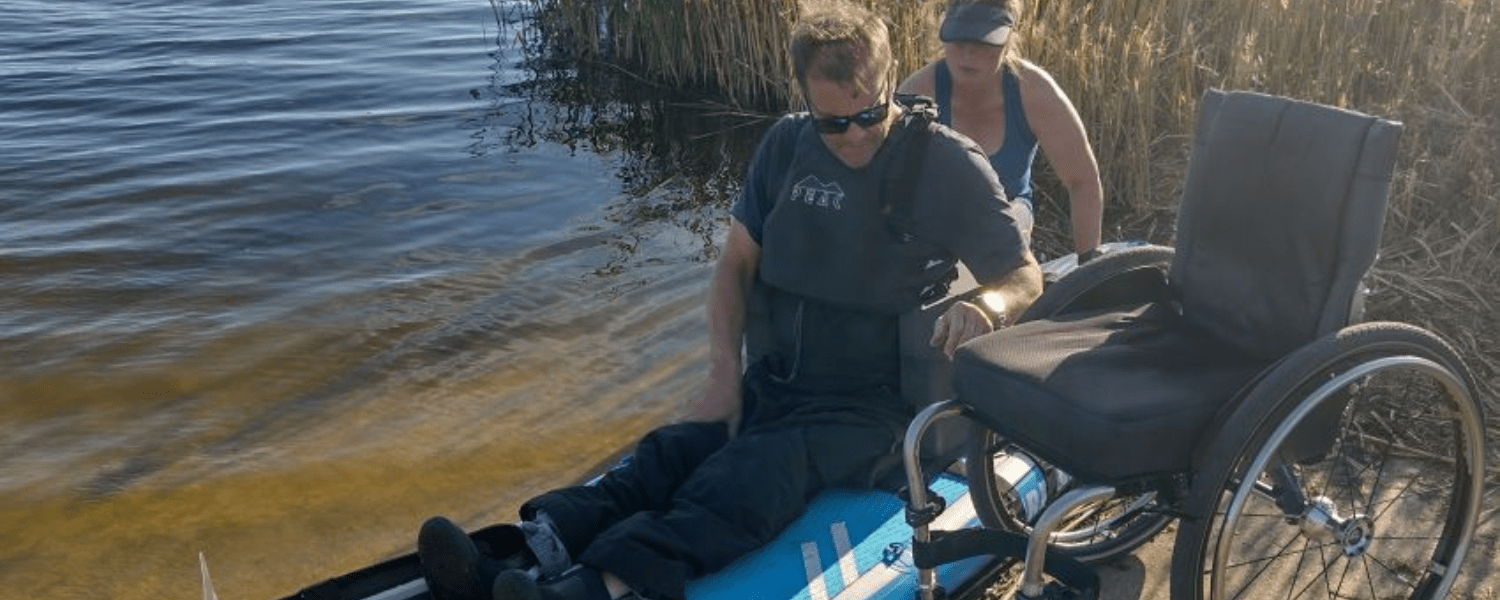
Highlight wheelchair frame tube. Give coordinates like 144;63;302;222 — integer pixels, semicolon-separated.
1018;485;1116;598
903;400;967;600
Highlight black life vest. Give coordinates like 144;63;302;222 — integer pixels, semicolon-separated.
745;97;963;390
756;96;956;317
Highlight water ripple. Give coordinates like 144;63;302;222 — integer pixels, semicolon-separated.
0;1;752;597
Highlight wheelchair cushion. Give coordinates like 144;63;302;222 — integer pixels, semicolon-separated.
953;302;1268;483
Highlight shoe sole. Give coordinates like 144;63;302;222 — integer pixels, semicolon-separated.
418;517;487;600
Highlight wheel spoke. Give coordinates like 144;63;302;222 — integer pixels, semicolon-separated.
1174;329;1483;600
1308;542;1342;600
1361;553;1381;600
1362;551;1428;596
1360;407;1398;518
968;435;1173;563
1215;510;1329;600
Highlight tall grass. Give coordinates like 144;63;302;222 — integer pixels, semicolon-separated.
519;0;953;109
519;0;1500;412
520;0;799;109
1022;0;1498;232
521;0;1496;228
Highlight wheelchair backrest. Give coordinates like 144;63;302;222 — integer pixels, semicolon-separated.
1170;89;1403;360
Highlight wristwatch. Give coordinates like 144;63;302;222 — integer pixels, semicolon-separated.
977;291;1009;328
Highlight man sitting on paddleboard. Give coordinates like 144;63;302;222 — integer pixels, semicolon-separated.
416;1;1042;599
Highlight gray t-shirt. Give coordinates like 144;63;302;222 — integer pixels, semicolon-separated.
731;110;1028;387
733;111;1027;315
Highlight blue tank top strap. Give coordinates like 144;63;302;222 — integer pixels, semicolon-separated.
994;68;1039;211
931;61;1038;212
934;61;954;127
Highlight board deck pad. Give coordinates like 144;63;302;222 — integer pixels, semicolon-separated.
687;474;991;600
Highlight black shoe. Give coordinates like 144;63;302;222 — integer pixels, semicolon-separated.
464;517;573;578
418;516;496;600
491;566;612;600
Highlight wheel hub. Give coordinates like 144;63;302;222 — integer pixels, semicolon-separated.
1299;496;1374;557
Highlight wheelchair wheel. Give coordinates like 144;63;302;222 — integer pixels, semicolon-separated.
1018;244;1174;323
963;243;1177;564
967;429;1175;564
1171;322;1487;600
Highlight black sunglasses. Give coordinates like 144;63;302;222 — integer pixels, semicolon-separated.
812;100;890;134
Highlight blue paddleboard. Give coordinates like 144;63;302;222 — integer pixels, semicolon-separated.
688;474;993;600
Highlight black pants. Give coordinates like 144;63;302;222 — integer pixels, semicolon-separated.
520;371;910;600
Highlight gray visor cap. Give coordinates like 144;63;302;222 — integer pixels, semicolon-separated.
939;3;1015;46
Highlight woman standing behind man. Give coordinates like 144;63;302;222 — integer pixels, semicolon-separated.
899;0;1104;260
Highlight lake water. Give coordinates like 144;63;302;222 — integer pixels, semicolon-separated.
0;1;768;598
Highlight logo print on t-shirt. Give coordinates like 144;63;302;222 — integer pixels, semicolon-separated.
790;175;844;211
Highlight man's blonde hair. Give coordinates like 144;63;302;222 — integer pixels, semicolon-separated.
790;0;895;96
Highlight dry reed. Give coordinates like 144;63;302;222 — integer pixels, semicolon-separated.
517;0;1499;450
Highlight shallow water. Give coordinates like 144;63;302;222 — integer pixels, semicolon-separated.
0;1;766;598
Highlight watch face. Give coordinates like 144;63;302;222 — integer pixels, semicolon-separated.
980;291;1007;324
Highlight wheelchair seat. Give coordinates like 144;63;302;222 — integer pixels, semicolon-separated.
952;89;1401;484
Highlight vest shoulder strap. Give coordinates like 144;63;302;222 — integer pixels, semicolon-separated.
883;94;940;236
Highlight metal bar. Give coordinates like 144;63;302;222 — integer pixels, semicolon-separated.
1019;485;1117;598
902;400;967;600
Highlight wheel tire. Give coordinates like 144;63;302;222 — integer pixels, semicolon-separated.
1019;244;1174;323
967;429;1175;564
965;243;1177;564
1170;322;1487;600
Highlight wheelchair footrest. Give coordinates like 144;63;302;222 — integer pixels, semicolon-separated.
913;529;1099;600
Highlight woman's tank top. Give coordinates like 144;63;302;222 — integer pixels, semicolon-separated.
934;61;1039;212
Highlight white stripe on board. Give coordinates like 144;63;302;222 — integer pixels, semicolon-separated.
833;493;979;600
359;578;428;600
801;540;831;600
830;521;858;588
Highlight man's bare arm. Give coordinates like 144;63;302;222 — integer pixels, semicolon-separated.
930;251;1044;357
680;220;760;428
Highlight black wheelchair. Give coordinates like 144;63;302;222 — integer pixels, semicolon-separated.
900;89;1489;600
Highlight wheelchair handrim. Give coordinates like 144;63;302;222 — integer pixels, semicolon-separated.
1209;355;1486;600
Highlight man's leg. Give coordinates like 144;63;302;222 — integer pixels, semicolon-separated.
420;421;729;600
577;415;903;600
521;420;730;555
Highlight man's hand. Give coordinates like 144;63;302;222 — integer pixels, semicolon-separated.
929;299;998;358
680;369;742;434
930;252;1043;357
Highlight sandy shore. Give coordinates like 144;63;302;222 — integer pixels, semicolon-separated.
985;513;1498;600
